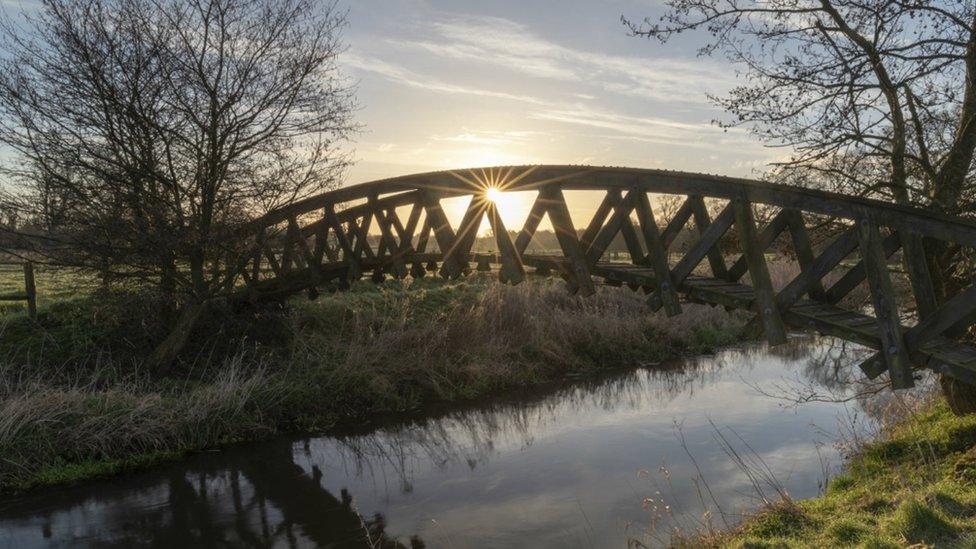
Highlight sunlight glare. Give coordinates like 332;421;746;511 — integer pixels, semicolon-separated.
486;187;503;203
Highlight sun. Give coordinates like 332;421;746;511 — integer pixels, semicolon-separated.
486;186;504;203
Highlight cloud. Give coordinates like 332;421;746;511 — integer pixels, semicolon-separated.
343;53;555;106
342;10;776;173
432;129;546;146
392;15;737;103
529;105;755;150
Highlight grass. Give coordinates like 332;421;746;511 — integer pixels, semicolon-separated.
0;263;99;315
0;273;750;493
695;399;976;547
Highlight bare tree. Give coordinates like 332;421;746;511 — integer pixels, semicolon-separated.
626;1;976;289
626;1;976;409
0;0;355;370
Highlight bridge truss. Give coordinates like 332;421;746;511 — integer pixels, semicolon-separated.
238;165;976;389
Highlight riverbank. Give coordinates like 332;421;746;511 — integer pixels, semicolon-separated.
705;398;976;547
0;274;749;493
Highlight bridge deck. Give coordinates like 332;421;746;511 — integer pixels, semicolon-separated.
522;256;976;384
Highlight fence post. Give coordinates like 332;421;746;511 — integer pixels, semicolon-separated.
23;261;36;320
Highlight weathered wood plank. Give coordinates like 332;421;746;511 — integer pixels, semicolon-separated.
324;203;360;279
369;196;408;279
634;190;682;316
23;262;36;320
350;213;376;260
776;227;859;310
727;209;791;282
603;189;646;264
249;229;268;283
313;221;338;263
415;215;432;253
785;209;828;301
487;202;525;284
279;230;295;273
422;192;462;277
858;220;914;389
579;191;616;252
401;202;423;251
690;196;729;279
263;242;283;276
669;203;735;286
288;217;316;268
585;190;639;264
733;200;788;345
515;194;548;255
900;232;939;320
541;184;595;296
660;198;696;249
440;197;486;279
620;215;645;265
904;284;976;348
825;231;901;304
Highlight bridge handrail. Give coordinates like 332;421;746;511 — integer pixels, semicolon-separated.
250;165;976;246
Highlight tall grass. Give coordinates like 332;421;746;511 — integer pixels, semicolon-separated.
290;276;746;407
0;275;748;492
0;354;282;491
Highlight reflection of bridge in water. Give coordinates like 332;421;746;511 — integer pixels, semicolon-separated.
0;436;423;547
241;165;976;389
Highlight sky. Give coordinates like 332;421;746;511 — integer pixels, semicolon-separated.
340;0;784;186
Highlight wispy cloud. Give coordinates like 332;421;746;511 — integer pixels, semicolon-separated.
393;15;736;103
344;53;555;106
433;129;546;146
529;105;748;148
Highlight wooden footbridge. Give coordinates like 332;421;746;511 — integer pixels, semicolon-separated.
239;165;976;389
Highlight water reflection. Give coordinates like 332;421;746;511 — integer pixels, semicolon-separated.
0;335;881;548
0;437;421;548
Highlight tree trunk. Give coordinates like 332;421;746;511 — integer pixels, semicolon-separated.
145;300;206;375
159;258;179;324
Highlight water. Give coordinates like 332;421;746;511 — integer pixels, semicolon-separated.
0;335;883;548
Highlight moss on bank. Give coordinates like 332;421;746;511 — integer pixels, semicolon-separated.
706;401;976;548
0;275;748;493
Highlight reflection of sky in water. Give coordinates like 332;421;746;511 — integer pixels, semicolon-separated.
0;336;881;548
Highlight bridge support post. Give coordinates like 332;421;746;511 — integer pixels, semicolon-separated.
858;219;914;389
733;200;787;346
539;185;595;296
487;202;525;284
634;189;681;316
476;254;491;272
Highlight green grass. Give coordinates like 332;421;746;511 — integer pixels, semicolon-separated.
0;263;99;316
0;272;750;493
706;401;976;547
30;450;186;487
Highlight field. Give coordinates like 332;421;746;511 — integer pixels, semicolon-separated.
0;263;99;316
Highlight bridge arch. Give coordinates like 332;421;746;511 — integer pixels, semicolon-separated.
238;165;976;389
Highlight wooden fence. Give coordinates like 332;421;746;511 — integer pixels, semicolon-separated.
0;261;36;320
